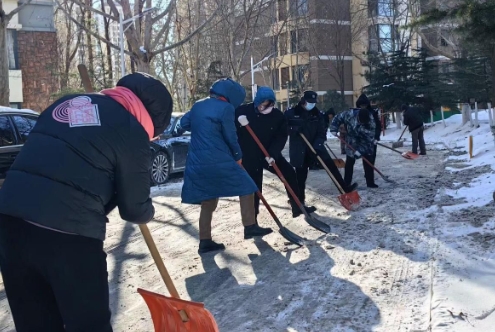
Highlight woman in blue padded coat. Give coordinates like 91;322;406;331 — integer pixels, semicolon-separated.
180;78;273;254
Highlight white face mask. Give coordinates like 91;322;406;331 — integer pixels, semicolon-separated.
305;103;316;111
259;106;273;114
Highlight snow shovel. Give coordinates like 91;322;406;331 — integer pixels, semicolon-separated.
376;142;419;160
324;143;345;168
240;166;305;246
137;224;220;332
301;134;360;211
336;136;396;184
238;116;331;234
392;126;408;149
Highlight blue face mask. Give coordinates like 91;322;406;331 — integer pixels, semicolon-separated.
305;103;316;111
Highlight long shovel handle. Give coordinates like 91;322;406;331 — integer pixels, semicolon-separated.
241;124;309;213
325;142;340;160
398;126;408;141
138;224;180;299
336;135;388;179
376;142;404;155
300;133;345;195
139;224;190;322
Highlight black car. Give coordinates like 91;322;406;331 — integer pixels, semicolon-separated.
150;113;190;185
0;108;39;185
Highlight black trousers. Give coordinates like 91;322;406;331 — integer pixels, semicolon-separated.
295;153;347;201
344;154;375;186
244;156;303;214
0;215;112;332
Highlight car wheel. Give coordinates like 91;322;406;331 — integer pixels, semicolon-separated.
151;151;170;185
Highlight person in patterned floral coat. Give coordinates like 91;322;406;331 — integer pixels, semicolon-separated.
330;106;378;188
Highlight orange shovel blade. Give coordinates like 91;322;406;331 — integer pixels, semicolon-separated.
338;191;361;211
402;151;419;160
333;159;346;168
138;288;219;332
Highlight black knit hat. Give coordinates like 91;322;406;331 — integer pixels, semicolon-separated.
117;72;173;137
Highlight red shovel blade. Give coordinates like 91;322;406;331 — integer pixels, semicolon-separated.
338;191;361;211
138;288;220;332
402;151;419;160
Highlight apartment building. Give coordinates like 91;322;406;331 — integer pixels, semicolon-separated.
242;0;427;108
5;0;58;112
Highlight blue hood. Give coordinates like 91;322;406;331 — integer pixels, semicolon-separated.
210;78;246;109
254;86;276;108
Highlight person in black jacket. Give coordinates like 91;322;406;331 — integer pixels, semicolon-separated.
402;104;426;155
0;73;173;332
285;91;357;203
236;86;316;219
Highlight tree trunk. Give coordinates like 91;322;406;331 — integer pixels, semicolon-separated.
101;0;113;85
135;58;151;73
0;19;10;106
85;0;95;80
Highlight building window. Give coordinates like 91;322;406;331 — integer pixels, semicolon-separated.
377;0;394;17
290;29;309;53
292;65;308;85
290;31;297;53
370;24;398;53
279;32;287;56
272;70;280;90
281;67;290;88
290;0;308;17
7;29;19;70
278;0;287;21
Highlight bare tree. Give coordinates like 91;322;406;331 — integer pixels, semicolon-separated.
0;0;33;106
55;1;83;90
54;0;220;78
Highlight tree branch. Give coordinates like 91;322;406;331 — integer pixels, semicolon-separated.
54;0;132;56
152;6;220;55
67;0;118;20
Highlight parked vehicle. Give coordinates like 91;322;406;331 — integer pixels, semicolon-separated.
0;108;39;185
0;108;189;187
150;113;190;185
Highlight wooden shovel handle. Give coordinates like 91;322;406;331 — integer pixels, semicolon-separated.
300;133;346;194
138;224;180;298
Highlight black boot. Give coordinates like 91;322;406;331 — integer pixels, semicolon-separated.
367;183;379;188
198;239;226;254
291;203;316;218
244;224;273;239
345;182;358;193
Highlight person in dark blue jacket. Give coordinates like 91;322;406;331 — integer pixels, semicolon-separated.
180;78;273;254
0;72;172;332
235;86;316;220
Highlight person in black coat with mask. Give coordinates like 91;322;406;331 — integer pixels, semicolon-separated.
236;86;316;219
285;91;357;204
0;73;173;332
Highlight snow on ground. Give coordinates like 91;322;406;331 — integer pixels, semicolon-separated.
1;111;495;331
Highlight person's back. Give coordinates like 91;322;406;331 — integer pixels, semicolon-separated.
0;94;154;239
0;72;173;332
403;106;424;131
